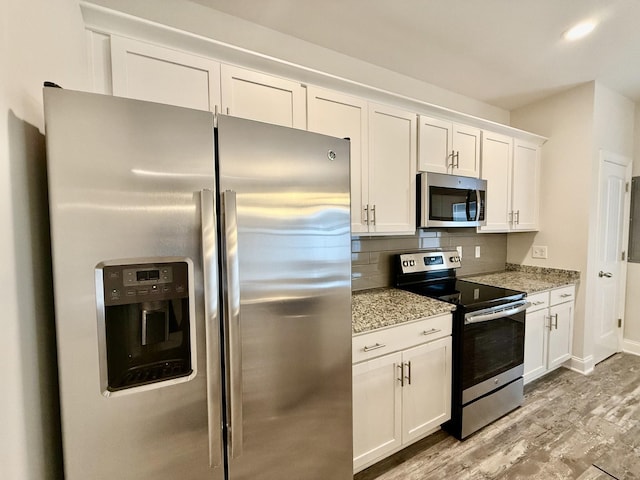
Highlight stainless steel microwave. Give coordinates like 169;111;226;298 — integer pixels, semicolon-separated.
418;172;487;228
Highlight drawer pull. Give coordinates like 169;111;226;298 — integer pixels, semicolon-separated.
422;328;442;336
363;342;386;352
559;293;573;298
531;301;545;306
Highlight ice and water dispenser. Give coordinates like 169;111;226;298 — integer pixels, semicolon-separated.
98;260;194;393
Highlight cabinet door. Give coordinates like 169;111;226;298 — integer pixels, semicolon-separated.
452;124;481;177
547;302;573;369
401;337;452;443
418;115;451;174
353;352;403;471
220;64;306;128
511;140;540;231
110;36;221;112
368;104;417;235
307;86;369;234
478;131;513;232
523;307;548;384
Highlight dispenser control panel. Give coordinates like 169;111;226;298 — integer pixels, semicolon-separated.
102;262;189;306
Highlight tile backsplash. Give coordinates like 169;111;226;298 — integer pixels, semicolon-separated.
352;228;507;291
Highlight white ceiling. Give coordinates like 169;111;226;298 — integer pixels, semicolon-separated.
191;0;640;111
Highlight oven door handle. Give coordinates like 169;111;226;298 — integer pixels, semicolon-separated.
464;301;530;324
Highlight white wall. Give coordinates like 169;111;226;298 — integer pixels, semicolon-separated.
0;1;88;479
508;82;636;370
85;0;510;123
589;84;635;359
624;104;640;353
508;82;595;365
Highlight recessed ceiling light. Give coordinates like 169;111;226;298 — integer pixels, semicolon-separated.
564;21;597;41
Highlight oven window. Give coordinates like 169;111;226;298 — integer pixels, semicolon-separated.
461;312;524;390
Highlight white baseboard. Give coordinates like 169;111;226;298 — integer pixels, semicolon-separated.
567;355;594;375
622;339;640;356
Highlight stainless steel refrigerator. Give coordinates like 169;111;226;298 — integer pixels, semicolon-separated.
44;88;353;480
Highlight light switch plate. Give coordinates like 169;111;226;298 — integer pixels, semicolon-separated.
456;246;463;258
532;245;548;259
475;246;481;258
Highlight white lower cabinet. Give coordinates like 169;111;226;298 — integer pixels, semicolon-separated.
352;314;452;473
523;285;575;384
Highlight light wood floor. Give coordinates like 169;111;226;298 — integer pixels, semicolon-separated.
354;353;640;480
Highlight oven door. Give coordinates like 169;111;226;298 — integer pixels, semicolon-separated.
460;300;527;403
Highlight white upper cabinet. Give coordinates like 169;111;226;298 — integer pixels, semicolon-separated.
110;36;221;112
307;86;369;233
479;133;541;233
511;140;541;231
418;115;481;177
479;131;513;232
220;64;306;129
368;104;417;235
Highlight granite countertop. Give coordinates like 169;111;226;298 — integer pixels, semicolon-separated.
352;288;455;335
463;264;580;294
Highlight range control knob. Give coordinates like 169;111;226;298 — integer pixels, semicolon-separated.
409;260;416;266
450;256;460;262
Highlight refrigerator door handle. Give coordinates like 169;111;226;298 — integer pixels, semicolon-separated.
200;189;224;469
222;189;243;458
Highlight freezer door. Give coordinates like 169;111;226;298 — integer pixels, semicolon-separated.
44;89;223;480
217;116;353;480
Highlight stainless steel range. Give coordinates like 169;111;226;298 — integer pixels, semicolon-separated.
395;251;529;439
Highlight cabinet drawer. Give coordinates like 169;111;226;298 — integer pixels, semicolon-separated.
353;313;452;364
550;285;575;306
526;291;549;312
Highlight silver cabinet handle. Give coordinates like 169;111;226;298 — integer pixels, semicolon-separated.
514;210;520;225
404;361;412;385
455;151;460;169
200;189;223;468
221;190;243;458
422;328;442;336
547;314;559;330
447;150;456;171
553;313;559;329
363;205;369;225
363;342;386;352
508;211;514;225
371;204;376;225
598;271;613;278
531;301;545;306
397;364;404;387
560;293;573;298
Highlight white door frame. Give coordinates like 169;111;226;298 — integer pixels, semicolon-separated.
592;150;632;364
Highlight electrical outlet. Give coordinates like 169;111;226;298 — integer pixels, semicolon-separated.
475;246;481;258
456;246;463;258
532;245;548;259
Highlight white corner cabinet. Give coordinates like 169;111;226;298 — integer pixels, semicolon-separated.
418;115;481;177
352;313;452;473
307;86;417;235
523;285;575;384
479;131;541;233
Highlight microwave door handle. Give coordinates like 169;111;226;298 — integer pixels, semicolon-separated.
465;190;472;221
476;189;482;221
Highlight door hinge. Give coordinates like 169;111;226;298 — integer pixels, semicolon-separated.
626;182;630;193
618;318;622;328
622;251;626;261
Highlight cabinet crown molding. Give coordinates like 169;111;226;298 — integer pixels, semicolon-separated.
80;1;547;145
